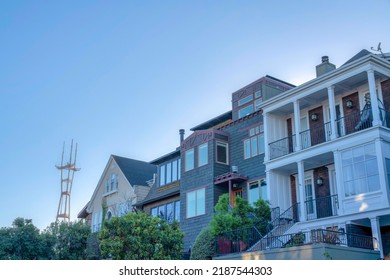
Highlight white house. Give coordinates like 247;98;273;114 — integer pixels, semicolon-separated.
261;50;390;258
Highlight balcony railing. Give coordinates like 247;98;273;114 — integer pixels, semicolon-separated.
250;229;376;252
304;194;338;221
268;109;390;160
269;134;295;160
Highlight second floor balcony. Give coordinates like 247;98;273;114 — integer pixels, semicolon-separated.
269;108;390;160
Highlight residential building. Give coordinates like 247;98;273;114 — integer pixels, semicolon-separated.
136;147;181;225
78;155;156;232
259;50;390;259
180;76;294;251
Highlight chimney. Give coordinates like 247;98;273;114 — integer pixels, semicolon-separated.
179;129;185;144
316;56;336;77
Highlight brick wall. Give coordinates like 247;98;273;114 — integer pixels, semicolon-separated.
308;106;325;146
342;92;360;134
381;79;390;111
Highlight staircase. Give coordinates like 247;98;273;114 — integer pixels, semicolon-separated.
247;203;299;252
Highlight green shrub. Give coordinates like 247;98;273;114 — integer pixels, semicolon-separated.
190;227;215;260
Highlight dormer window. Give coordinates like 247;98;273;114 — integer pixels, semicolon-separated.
160;158;181;186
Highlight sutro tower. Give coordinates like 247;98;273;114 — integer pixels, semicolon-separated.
55;140;80;222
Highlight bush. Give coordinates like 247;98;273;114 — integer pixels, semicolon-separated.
190;227;215;260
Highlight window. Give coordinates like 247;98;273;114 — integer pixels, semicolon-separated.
105;174;118;194
342;143;380;197
244;125;264;159
151;200;180;223
110;174;118;191
238;94;253;106
187;188;205;218
248;179;267;205
216;142;229;164
160;165;165;186
185;148;194;171
238;104;254;119
198;143;208;166
92;210;102;232
159;158;181;186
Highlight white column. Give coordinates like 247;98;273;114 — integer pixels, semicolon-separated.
327;86;337;140
370;217;384;259
266;170;272;205
294;100;301;151
263;112;269;162
367;69;381;126
332;150;344;215
297;160;307;221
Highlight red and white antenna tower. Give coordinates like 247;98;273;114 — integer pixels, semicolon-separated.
55;140;80;222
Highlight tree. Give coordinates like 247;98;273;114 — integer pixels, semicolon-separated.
210;194;272;236
190;227;215;260
44;220;91;260
98;212;184;260
0;218;51;260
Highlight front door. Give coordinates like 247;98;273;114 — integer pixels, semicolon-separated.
304;177;317;220
231;188;243;206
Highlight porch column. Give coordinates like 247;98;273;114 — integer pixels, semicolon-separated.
228;180;232;207
297;160;307;221
265;170;271;204
367;69;381;126
327;86;337;139
293;100;301;151
263;112;269;162
370;217;384;259
332;150;344;215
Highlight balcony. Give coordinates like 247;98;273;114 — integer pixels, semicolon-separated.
269;108;390;160
304;194;338;221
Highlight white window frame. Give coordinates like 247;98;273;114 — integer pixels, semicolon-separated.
198;142;208;167
216;141;229;165
186;188;205;218
185;148;195;172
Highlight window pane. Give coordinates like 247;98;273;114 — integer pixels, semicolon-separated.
216;142;228;164
244;139;251;159
185;149;194;171
249;182;259;205
199;143;208;166
196;189;205;215
251;136;258;157
238;104;254;119
158;205;166;220
166;162;172;184
368;175;380;192
172;160;178;182
341;150;353;166
160;165;165;186
353;146;365;162
354;161;365;179
364;143;376;160
187;191;196;218
151;207;158;217
175;201;180;221
343;164;353;182
238;94;253;106
366;158;378;176
255;90;262;98
258;134;265;154
166;203;174;224
344;181;354;197
255;99;262;111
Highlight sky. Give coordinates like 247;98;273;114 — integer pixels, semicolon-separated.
1;0;390;230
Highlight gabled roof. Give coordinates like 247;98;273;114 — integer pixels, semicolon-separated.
85;155;156;213
341;49;372;66
135;180;180;207
112;155;156;186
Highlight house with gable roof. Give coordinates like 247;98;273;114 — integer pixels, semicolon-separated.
78;154;156;232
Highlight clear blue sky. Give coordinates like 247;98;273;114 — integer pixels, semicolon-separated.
1;0;389;229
